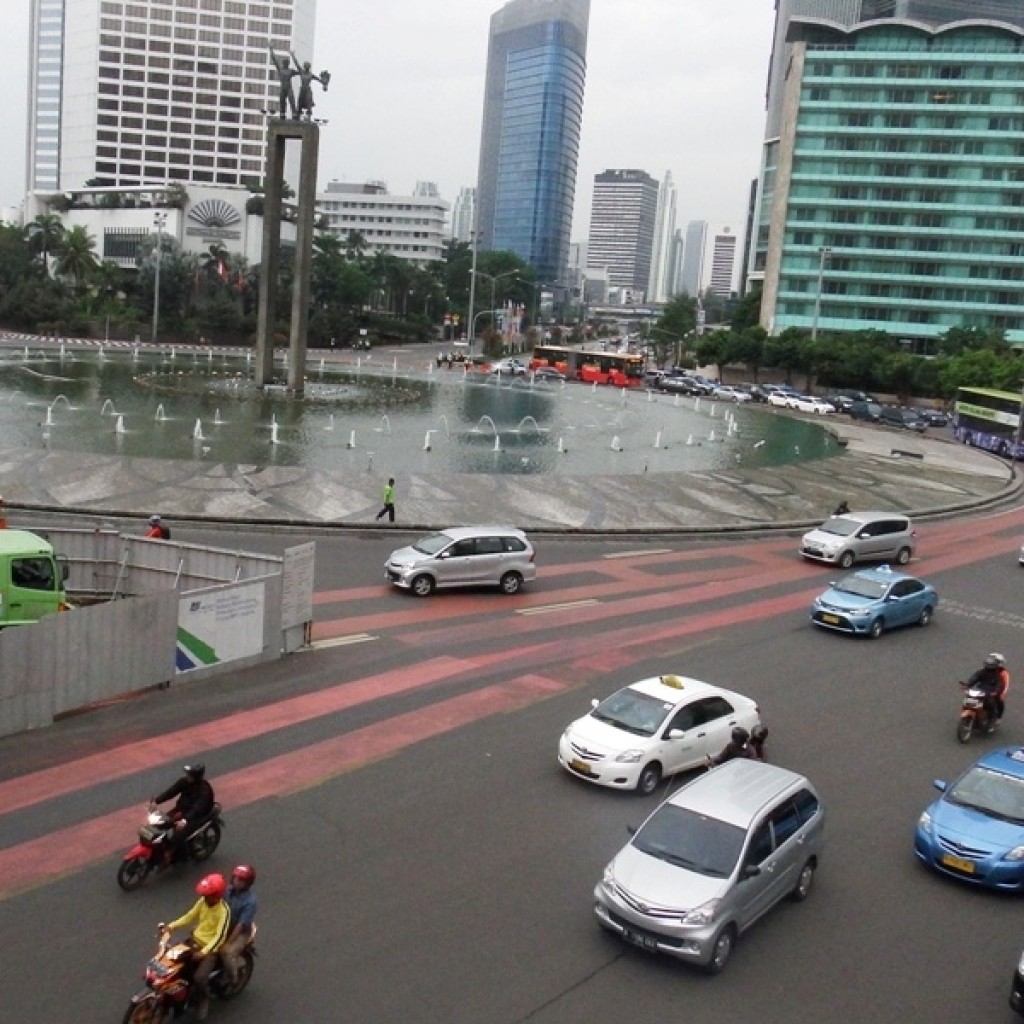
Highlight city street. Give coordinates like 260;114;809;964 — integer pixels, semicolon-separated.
2;511;1024;1022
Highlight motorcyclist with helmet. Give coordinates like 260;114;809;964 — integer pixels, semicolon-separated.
708;726;754;766
220;864;258;985
149;763;215;863
160;872;231;1021
967;653;1009;727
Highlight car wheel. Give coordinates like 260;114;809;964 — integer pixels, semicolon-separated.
895;547;912;565
411;574;434;598
838;551;855;569
704;925;737;975
868;618;884;639
636;763;662;796
790;859;816;902
917;605;933;628
499;571;523;595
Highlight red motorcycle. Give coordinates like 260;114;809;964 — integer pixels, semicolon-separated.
122;925;256;1023
117;805;224;891
957;682;998;743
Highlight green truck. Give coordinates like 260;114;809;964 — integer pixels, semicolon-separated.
0;529;69;626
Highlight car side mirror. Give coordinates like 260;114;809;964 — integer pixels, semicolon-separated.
666;728;685;740
742;864;761;879
933;779;947;792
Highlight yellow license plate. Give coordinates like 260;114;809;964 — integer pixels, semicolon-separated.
570;758;593;776
821;614;840;624
941;853;975;874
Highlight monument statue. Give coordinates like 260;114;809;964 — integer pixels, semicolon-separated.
268;45;329;121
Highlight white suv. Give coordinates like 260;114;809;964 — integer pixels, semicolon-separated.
385;526;536;596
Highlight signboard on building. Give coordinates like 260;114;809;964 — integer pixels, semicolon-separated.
176;582;265;674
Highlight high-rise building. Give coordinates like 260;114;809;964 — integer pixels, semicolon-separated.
585;169;658;298
476;0;590;285
25;0;316;193
451;186;476;243
861;0;1024;23
760;18;1024;342
708;229;736;298
679;220;707;298
648;171;677;303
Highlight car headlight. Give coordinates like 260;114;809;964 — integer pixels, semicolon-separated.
1005;845;1024;862
680;898;720;927
917;810;932;831
614;749;645;764
602;864;615;887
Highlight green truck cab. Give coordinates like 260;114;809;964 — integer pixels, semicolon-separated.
0;529;70;626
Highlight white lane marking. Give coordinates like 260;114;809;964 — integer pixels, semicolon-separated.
310;634;378;649
603;548;673;559
517;599;601;616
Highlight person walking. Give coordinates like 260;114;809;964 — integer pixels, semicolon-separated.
375;478;396;522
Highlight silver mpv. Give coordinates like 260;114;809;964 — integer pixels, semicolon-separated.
800;510;915;568
385;525;536;597
594;759;825;973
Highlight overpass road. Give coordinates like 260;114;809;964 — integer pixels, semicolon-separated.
2;511;1024;1023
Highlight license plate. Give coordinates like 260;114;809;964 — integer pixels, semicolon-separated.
941;853;975;874
569;758;593;776
622;928;658;952
821;613;840;625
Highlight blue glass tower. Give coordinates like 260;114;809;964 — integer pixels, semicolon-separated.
476;0;590;285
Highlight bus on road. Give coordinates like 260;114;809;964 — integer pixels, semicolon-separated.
953;386;1023;458
530;344;644;387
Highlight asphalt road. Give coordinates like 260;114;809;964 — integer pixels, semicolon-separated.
3;512;1024;1023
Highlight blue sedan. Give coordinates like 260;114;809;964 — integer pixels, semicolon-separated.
915;747;1024;891
810;565;937;638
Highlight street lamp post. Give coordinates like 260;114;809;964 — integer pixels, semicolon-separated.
151;213;168;344
811;245;832;341
473;269;519;351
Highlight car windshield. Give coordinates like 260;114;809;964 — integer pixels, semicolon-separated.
832;575;888;599
591;688;673;737
819;519;859;537
946;766;1024;823
632;804;746;878
411;533;453;556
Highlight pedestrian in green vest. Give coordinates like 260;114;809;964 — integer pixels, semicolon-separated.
375;478;396;522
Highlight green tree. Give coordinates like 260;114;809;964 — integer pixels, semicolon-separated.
24;213;66;276
54;225;100;290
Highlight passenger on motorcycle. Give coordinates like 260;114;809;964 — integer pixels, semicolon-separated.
968;653;1009;725
749;723;769;761
150;763;215;862
161;872;231;1021
220;864;258;984
708;726;753;766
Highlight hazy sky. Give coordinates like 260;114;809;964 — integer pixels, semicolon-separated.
2;0;776;240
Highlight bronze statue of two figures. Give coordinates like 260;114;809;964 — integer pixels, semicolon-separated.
270;46;330;120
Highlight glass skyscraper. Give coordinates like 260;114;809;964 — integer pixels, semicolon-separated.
476;0;589;286
761;19;1024;342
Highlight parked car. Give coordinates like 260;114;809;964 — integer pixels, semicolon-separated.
848;400;882;422
810;565;937;638
800;510;916;568
489;358;527;376
658;376;703;396
912;407;950;428
915;746;1024;891
385;525;536;596
713;385;752;403
793;395;835;415
593;758;825;973
533;367;567;383
767;390;800;409
557;674;761;795
878;405;928;432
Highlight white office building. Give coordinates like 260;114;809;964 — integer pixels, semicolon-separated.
26;0;316;194
315;181;449;264
585;168;659;297
450;186;476;244
708;229;736;297
647;170;677;303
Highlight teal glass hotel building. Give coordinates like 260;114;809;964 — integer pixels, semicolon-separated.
760;18;1024;344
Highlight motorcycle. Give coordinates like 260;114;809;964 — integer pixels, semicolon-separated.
956;682;998;743
122;925;256;1024
117;804;224;891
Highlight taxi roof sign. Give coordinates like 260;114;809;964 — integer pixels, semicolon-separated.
660;674;685;689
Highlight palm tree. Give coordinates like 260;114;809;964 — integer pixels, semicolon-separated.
24;213;66;276
54;224;99;290
343;230;368;262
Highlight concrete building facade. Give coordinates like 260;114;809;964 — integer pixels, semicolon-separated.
679;219;707;298
760;18;1024;342
708;229;737;297
647;170;678;302
475;0;590;285
451;186;476;244
585;168;659;298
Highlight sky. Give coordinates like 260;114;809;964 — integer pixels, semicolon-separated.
1;0;777;243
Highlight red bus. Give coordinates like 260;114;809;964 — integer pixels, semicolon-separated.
530;344;644;387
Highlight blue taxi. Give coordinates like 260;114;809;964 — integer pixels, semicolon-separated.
810;565;937;639
915;746;1024;891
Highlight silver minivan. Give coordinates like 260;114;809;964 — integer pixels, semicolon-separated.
385;525;536;597
800;510;916;568
594;759;825;973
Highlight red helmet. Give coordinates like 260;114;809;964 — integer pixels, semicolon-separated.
232;864;255;884
196;873;226;899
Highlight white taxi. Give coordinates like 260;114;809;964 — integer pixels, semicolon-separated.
557;675;762;795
